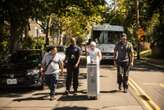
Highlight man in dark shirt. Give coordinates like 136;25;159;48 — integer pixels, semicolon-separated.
65;38;81;95
114;33;134;93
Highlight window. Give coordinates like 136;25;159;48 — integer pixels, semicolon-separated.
92;31;121;44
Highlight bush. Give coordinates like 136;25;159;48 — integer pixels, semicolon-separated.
22;36;45;49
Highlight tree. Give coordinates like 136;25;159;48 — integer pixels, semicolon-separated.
146;0;164;57
0;0;105;52
99;0;164;57
36;0;106;46
0;0;41;52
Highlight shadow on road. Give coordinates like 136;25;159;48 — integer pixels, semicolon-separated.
100;90;122;93
32;92;64;96
0;92;23;98
53;106;89;110
79;73;87;79
58;95;88;101
13;95;49;101
0;88;36;98
131;61;164;72
13;91;65;101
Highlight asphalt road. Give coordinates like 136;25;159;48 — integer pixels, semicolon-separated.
0;63;143;110
130;61;164;110
0;60;163;110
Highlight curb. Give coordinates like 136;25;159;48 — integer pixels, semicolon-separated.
129;78;160;110
140;60;164;70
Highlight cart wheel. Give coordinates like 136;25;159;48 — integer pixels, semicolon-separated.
88;96;93;100
92;96;97;100
88;96;97;100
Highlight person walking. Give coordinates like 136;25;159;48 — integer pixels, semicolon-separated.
87;41;102;64
40;46;64;100
114;33;134;93
65;38;81;95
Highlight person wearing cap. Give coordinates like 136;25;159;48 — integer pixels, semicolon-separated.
114;33;134;93
65;38;81;95
40;46;64;100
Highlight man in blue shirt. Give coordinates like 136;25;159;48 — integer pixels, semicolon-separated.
65;38;81;95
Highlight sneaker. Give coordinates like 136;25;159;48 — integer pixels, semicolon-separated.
50;96;56;101
64;90;70;95
73;90;78;95
124;88;128;93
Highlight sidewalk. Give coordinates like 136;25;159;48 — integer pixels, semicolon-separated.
0;67;143;110
140;57;164;69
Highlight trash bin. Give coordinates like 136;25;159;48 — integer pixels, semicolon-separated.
87;56;100;99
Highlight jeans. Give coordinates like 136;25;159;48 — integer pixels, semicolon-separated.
117;61;130;89
45;74;57;96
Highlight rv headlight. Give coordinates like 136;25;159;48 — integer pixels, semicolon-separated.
27;69;39;76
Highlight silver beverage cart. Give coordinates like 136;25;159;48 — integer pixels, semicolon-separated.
87;56;100;100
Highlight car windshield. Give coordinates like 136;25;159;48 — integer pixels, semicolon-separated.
10;51;41;65
92;31;121;44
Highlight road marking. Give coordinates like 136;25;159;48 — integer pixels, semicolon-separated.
129;78;161;110
160;83;164;88
143;83;158;86
143;83;164;88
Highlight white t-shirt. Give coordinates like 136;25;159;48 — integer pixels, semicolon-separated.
87;48;101;64
42;52;62;78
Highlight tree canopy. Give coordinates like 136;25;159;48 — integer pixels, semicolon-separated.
0;0;163;57
0;0;105;52
105;0;163;56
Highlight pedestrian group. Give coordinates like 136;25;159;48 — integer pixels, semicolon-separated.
40;33;134;100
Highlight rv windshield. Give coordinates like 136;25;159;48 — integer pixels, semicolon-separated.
92;31;121;44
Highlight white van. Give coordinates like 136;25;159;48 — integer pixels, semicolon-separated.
91;24;124;60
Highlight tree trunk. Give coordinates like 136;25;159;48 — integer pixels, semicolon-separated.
9;22;17;52
9;20;24;53
45;15;52;46
24;22;30;39
45;18;49;46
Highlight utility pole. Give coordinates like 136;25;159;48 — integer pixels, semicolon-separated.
136;0;140;60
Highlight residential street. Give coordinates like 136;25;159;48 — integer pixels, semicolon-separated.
0;60;163;110
0;64;144;110
1;0;164;110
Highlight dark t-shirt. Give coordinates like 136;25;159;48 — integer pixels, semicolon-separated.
65;45;81;65
115;41;134;62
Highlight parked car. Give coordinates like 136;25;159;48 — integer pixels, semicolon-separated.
0;49;43;89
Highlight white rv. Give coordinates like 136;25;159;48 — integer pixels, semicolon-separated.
91;24;124;60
